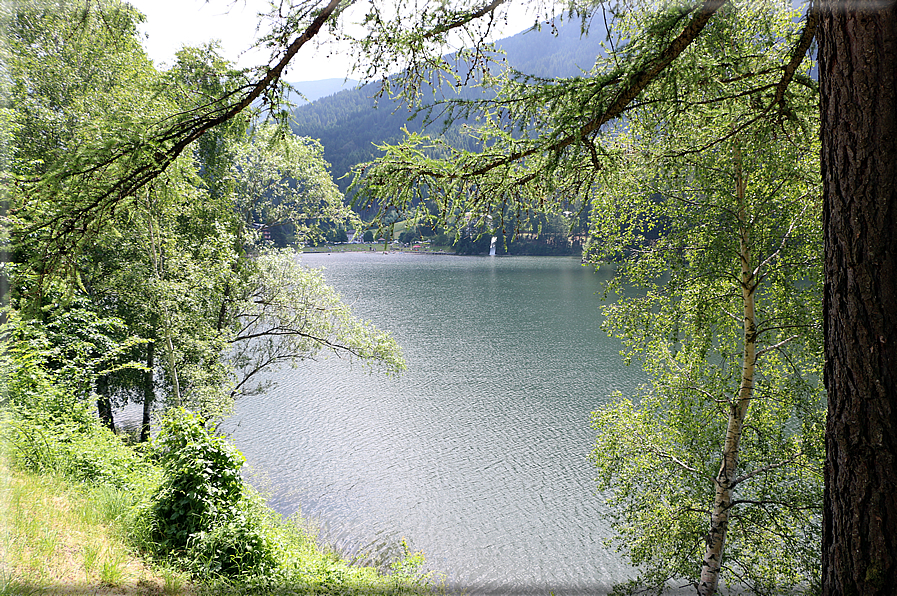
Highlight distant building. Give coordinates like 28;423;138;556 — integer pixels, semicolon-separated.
252;222;272;241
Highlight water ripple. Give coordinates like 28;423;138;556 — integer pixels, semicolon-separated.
223;254;648;593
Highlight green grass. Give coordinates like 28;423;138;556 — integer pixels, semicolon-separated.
0;460;174;595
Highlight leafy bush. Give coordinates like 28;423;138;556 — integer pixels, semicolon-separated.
149;409;277;577
190;498;279;578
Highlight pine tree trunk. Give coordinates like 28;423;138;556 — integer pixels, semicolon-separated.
698;157;755;596
819;2;897;594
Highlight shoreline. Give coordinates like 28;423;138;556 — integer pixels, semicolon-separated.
302;244;455;256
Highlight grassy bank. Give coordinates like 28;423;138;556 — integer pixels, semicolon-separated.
0;459;188;595
0;404;441;596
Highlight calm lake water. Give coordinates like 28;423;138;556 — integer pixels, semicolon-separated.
221;252;648;594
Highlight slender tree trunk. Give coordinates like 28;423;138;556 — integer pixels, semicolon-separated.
144;194;181;406
95;374;116;433
698;155;756;596
819;2;897;594
140;340;154;442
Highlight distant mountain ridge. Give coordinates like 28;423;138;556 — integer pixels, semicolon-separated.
286;78;359;104
289;20;602;196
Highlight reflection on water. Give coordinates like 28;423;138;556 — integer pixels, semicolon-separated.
221;253;648;594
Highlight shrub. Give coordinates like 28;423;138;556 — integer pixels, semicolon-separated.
190;501;278;577
149;409;277;577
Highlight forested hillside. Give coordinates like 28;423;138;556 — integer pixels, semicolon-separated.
290;20;603;197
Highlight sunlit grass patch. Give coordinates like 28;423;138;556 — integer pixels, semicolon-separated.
0;459;186;595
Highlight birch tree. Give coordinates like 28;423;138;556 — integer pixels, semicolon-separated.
587;4;822;594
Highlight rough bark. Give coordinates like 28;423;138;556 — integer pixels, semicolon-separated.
698;155;756;596
819;2;897;594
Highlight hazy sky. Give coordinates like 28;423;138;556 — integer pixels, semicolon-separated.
128;1;303;77
128;0;534;82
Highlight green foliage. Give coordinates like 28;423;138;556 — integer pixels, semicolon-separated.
148;409;277;577
1;322;159;492
3;1;404;429
592;389;823;595
4;2;826;589
166;43;253;206
226;248;405;399
3;403;156;491
3;301;146;402
324;227;350;244
391;539;427;579
144;409;426;583
2;376;439;592
150;409;244;546
585;1;823;593
3;0;152;178
4;0;165;289
229;122;356;247
188;493;279;579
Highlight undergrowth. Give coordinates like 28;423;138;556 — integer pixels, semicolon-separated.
1;363;441;595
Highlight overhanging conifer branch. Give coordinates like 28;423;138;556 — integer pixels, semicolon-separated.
773;4;818;107
373;0;731;183
423;0;508;39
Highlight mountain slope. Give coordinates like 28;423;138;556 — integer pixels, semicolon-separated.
290;21;602;196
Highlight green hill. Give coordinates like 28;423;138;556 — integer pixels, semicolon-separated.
290;20;603;199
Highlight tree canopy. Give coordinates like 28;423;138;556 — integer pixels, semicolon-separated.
2;0;404;435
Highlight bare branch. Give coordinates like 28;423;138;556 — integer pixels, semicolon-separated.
728;499;821;511
730;455;802;489
422;0;507;39
752;196;813;277
644;441;704;476
755;334;801;359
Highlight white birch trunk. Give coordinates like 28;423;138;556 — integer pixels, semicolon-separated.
144;194;182;407
697;152;756;596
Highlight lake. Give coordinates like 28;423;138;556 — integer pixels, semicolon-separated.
220;252;648;594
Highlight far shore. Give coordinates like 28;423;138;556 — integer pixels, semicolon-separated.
302;243;455;255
